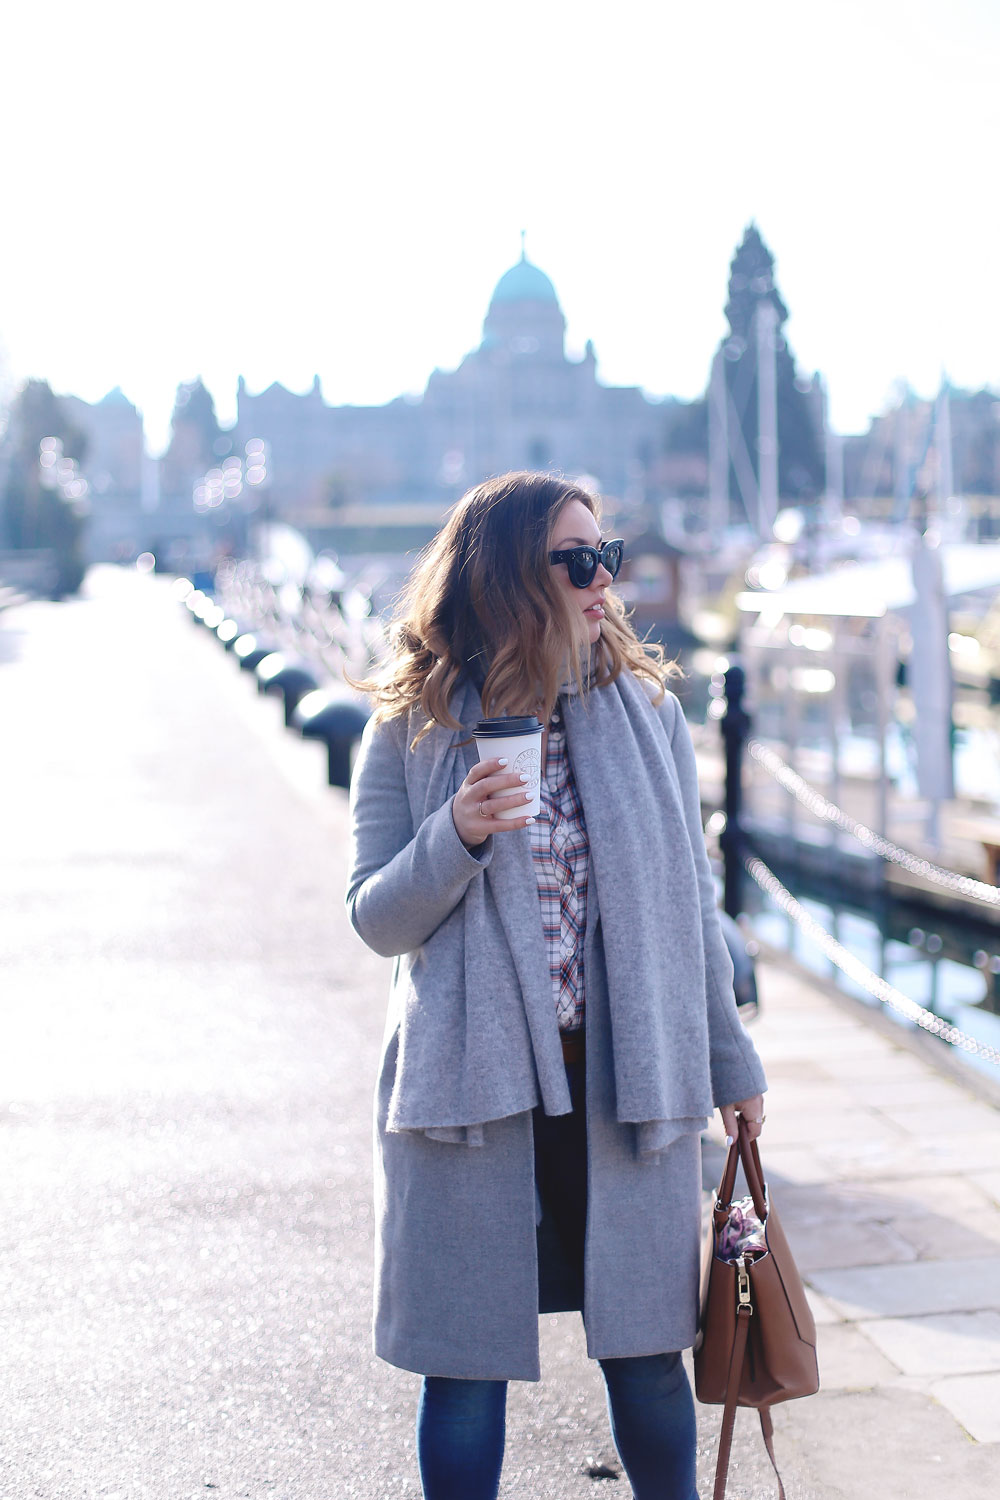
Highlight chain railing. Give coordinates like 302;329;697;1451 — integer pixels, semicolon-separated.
747;738;1000;909
745;855;1000;1068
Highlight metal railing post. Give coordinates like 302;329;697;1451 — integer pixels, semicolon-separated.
721;661;751;919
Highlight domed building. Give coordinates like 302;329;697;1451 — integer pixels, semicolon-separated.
479;252;567;359
232;249;675;534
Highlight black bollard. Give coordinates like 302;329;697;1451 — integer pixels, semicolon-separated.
291;694;371;790
720;661;750;919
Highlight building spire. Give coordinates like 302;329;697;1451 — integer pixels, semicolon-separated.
520;228;526;262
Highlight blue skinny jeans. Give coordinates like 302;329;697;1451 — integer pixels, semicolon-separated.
416;1058;699;1498
417;1352;698;1500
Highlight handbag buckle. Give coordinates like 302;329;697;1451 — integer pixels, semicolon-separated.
737;1256;753;1315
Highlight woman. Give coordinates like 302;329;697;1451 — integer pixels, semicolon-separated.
346;472;766;1500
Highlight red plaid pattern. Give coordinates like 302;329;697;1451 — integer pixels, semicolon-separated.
529;710;588;1032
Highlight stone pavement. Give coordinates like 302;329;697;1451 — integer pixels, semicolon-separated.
2;567;999;1500
715;962;1000;1498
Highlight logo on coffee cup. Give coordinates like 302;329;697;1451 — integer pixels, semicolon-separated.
514;747;540;785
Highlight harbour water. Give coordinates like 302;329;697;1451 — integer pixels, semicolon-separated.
746;865;1000;1082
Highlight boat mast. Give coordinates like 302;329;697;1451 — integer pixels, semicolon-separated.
756;299;779;535
708;347;730;535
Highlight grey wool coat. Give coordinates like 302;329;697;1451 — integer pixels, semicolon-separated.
345;676;767;1381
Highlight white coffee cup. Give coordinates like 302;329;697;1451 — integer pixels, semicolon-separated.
472;715;543;819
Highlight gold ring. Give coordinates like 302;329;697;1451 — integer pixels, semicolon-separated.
478;801;487;817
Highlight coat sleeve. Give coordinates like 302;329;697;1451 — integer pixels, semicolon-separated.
662;692;768;1106
345;714;494;958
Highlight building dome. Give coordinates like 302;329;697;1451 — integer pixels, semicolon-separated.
480;247;566;359
489;253;558;306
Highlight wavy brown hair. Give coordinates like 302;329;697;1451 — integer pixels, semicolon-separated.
357;471;677;741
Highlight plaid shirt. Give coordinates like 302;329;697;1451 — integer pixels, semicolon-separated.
529;703;589;1032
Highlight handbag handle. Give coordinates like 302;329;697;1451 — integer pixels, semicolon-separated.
715;1115;767;1222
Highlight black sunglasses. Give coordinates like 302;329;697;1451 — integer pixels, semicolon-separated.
548;538;624;589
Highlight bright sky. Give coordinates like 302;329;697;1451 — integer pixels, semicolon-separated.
2;0;998;454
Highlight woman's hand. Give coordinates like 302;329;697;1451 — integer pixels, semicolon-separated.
719;1094;766;1146
453;757;537;848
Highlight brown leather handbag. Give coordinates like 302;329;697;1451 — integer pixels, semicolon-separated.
693;1117;819;1500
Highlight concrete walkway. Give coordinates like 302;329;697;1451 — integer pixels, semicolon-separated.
720;962;1000;1498
2;567;999;1500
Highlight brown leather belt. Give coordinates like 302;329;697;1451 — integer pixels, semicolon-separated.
560;1029;586;1065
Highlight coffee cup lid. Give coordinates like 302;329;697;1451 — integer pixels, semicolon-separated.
473;715;542;738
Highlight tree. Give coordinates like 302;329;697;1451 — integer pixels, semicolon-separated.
717;224;825;509
1;379;88;595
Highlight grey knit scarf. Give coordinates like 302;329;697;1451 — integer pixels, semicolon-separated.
389;672;717;1156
